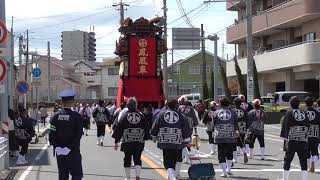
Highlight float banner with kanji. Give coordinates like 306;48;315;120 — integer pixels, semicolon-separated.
129;37;156;77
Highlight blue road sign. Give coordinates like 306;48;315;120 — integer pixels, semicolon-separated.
16;81;30;95
32;67;41;78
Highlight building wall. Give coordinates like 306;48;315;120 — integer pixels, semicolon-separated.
62;31;96;62
169;52;225;98
101;62;120;100
302;18;320;37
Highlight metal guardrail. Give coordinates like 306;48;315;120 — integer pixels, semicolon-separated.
0;137;8;158
0;137;8;171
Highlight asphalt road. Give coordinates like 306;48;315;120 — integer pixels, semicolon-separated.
10;124;320;180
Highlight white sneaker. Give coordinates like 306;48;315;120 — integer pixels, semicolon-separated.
16;155;28;165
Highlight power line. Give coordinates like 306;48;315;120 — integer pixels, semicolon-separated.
176;0;194;28
168;3;205;25
27;8;115;31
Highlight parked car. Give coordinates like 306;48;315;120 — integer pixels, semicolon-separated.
183;93;202;106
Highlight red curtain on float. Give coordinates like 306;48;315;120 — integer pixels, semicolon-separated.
129;37;156;77
116;80;124;108
123;78;164;102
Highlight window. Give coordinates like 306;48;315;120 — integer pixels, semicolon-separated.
304;32;316;42
108;87;118;96
174;66;180;74
180;88;191;94
108;68;119;75
84;72;96;76
206;66;210;73
189;66;200;74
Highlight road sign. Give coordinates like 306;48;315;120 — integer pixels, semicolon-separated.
0;58;7;82
16;81;30;95
247;77;254;103
0;20;8;46
32;67;42;78
0;48;7;56
32;78;41;86
172;28;201;50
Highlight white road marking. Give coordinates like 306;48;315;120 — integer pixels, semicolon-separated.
266;125;281;130
265;137;283;142
18;143;49;180
265;133;282;138
180;169;319;172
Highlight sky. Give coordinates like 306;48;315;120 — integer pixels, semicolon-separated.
5;0;237;64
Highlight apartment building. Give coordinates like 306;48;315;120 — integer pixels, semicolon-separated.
100;57;121;100
226;0;320;98
61;30;96;62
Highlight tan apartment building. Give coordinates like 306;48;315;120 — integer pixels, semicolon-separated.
100;57;121;100
226;0;320;98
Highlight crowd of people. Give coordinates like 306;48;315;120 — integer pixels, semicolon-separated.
16;88;318;180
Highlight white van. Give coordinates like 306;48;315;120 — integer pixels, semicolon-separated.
182;93;202;106
273;91;312;106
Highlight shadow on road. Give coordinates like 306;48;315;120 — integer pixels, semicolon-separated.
26;169;156;180
10;148;50;167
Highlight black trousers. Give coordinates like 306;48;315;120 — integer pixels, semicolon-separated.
41;117;46;125
9;130;18;151
218;143;234;163
308;140;319;158
236;134;246;148
123;149;143;167
162;149;183;170
56;147;83;180
96;124;106;137
249;134;265;148
206;131;215;144
283;141;308;171
17;139;29;155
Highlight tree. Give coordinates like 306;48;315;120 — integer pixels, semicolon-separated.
253;60;261;99
234;59;246;96
209;70;214;99
219;62;232;101
203;82;209;100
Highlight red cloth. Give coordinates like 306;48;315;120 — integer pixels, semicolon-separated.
129;38;157;77
123;78;164;102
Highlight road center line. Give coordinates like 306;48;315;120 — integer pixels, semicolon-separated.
141;155;167;179
18;143;49;180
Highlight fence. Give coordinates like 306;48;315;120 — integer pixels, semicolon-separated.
0;137;8;170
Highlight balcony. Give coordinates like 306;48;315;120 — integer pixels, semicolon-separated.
227;0;320;43
226;0;244;11
226;40;320;77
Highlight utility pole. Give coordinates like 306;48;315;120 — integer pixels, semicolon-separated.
0;0;10;169
113;0;129;25
162;0;168;98
19;36;23;66
213;35;219;102
23;29;29;109
30;55;34;106
246;0;254;103
222;42;225;59
48;41;51;102
201;24;206;98
207;34;219;101
10;16;14;109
